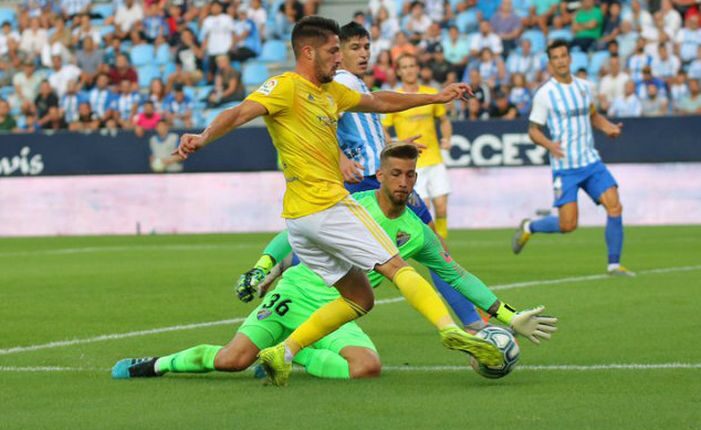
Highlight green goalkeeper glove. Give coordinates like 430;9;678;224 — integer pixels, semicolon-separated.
236;255;275;303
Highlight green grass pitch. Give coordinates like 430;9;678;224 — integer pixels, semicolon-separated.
1;226;700;429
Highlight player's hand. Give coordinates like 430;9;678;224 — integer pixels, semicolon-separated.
340;153;363;184
398;134;426;153
605;122;623;138
510;306;558;344
436;83;474;103
174;133;206;159
440;137;451;150
257;255;293;297
236;268;267;303
548;141;565;158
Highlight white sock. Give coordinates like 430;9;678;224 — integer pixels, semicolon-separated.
608;263;620;271
283;344;295;363
524;221;532;234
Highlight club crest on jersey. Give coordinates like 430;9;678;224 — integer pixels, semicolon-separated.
257;309;272;320
441;251;453;263
396;231;411;247
256;79;278;96
307;93;315;102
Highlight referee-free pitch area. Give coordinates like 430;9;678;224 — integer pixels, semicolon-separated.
1;226;700;429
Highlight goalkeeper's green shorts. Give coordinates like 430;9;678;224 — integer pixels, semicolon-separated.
237;280;377;354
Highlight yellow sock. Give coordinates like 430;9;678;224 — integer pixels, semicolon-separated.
286;297;366;355
435;217;448;239
392;266;454;330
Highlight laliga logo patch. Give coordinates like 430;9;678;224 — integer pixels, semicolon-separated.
396;231;411;247
257;79;278;96
257;309;272;320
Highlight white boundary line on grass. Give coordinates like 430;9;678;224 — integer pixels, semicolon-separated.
1;265;700;357
1;362;700;373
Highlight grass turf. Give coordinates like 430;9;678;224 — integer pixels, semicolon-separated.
1;226;700;429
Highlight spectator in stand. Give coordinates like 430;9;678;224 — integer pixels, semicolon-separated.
68;101;100;132
429;45;452;84
89;73;116;124
133;100;161;137
675;15;701;65
624;0;654;33
48;54;82;98
675;78;701;114
167;29;204;90
108;53;138;91
375;5;400;41
0;21;21;60
274;0;304;39
689;46;701;79
13;60;42;114
490;0;523;55
548;15;573;42
380;67;398;90
636;65;668;99
509;72;531;116
231;8;262;62
149;120;183;173
372;49;392;85
201;1;236;80
165;4;185;44
41;105;68;130
489;89;519;119
19;17;47;58
419;65;440;89
617;20;639;60
506;38;545;83
628;38;653;81
369;24;391;65
59;80;84;124
147;78;167;114
72;13;101;47
207;55;245;107
0;99;18;131
103;38;124;70
59;0;91;20
423;0;445;23
641;83;669;116
247;0;267;37
476;47;505;89
405;1;432;36
163;84;193;128
442;25;469;78
641;13;673;57
470;21;503;57
142;3;169;43
465;96;488;120
76;37;103;89
390;31;416;63
41;16;71;68
534;0;560;34
669;70;690;107
362;70;377;91
419;21;442;55
34;80;59;124
108;0;144;41
464;68;491;110
454;0;480;34
598;55;630;112
595;1;622;51
114;79;140;129
608;80;643;117
572;0;604;52
657;0;682;35
651;43;681;84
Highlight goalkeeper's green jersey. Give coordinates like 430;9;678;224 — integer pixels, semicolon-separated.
276;190;498;310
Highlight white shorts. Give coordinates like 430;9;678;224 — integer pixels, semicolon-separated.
286;195;398;286
415;163;451;200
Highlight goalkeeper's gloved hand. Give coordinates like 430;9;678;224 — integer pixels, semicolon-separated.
510;306;558;344
236;268;267;303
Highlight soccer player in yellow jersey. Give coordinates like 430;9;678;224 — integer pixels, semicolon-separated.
382;53;453;239
175;16;501;386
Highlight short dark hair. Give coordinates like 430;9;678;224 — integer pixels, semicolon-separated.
340;21;369;43
380;143;419;164
546;39;570;59
291;16;340;58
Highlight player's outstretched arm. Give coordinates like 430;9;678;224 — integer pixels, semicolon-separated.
175;100;267;159
236;230;293;302
351;83;473;114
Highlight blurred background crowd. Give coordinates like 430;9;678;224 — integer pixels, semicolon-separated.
0;0;700;134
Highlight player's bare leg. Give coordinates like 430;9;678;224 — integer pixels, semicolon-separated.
432;195;448;239
558;202;579;233
599;186;634;276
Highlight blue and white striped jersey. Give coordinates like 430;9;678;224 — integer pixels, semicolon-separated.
115;92;140;120
89;88;114;119
529;77;601;171
335;69;386;177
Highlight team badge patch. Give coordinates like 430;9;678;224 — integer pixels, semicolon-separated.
396;231;411;247
256;79;278;96
257;309;272;320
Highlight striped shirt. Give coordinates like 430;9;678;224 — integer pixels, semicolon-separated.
89;88;114;118
115;92;140;120
627;53;652;82
335;69;385;177
60;93;83;123
529;77;601;171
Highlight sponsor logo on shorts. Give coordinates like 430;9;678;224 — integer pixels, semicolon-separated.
257;309;272;320
396;231;411;247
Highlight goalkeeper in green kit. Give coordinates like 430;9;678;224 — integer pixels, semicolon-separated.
112;144;557;381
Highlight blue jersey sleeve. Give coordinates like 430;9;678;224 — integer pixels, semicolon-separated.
407;190;433;224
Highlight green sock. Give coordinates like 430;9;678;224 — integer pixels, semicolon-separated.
293;348;350;379
156;344;223;374
261;230;292;265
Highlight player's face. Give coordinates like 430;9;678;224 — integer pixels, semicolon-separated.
378;157;418;206
397;57;419;85
341;36;370;76
314;35;342;84
548;46;571;79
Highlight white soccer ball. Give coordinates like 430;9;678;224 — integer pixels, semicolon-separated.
470;325;520;379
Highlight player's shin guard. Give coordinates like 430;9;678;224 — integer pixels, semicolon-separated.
435;217;448;239
530;215;561;233
430;271;483;328
605;215;623;265
293;348;350;379
287;297;366;356
155;344;223;374
393;266;454;330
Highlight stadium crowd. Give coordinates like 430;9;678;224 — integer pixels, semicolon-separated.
0;0;700;134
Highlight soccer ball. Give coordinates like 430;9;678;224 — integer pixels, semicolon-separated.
470;325;520;379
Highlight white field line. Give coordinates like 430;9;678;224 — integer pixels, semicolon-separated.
1;362;700;373
0;243;259;257
1;265;699;357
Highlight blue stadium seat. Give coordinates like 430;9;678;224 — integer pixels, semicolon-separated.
155;44;171;66
137;65;161;88
258;40;288;63
588;51;610;78
1;86;14;99
97;25;115;39
92;3;114;19
242;62;269;87
183;86;196;100
161;61;177;77
0;8;16;28
205;107;226;124
570;51;589;73
130;44;155;67
521;30;546;53
194;85;213;101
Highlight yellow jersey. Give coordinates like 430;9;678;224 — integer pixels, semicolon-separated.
246;72;362;218
381;85;446;168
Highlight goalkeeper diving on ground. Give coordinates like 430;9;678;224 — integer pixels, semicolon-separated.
112;143;558;381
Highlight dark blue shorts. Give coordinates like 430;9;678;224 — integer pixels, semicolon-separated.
552;161;618;207
345;176;433;224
